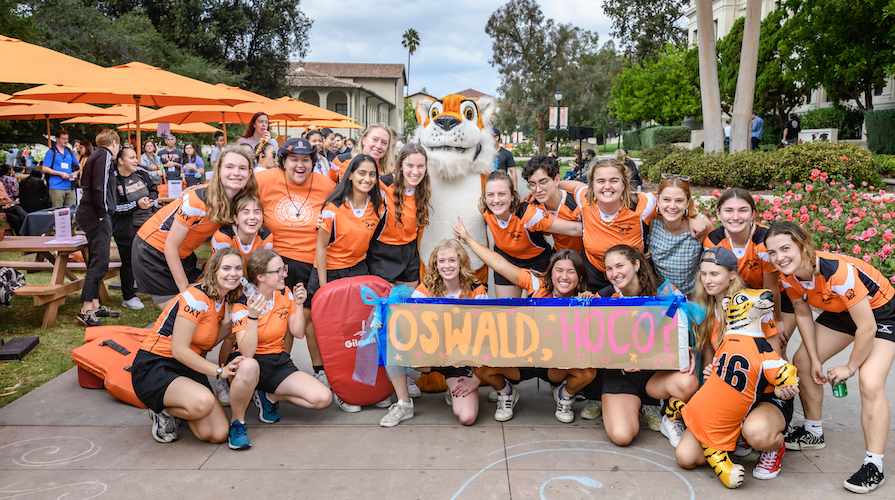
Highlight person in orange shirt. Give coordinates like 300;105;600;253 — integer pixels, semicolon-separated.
765;221;895;494
131;249;256;449
333;123;396;180
522;155;583;254
704;188;790;342
560;159;711;293
691;247;791;480
367;143;431;288
380;239;489;428
230;249;331;428
480;169;582;298
133;147;257;308
596;245;699;449
454;217;597;424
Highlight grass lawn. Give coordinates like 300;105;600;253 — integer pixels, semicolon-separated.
0;245;213;408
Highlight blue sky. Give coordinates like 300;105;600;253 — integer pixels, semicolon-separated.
300;0;615;98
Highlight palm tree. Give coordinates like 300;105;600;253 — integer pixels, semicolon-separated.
401;28;420;96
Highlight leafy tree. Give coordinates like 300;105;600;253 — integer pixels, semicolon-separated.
716;11;805;128
609;44;701;126
562;40;625;142
403;97;417;137
781;0;895;112
485;0;595;152
401;28;420;96
602;0;689;62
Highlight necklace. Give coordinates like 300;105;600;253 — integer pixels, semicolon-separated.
284;169;313;221
598;206;622;227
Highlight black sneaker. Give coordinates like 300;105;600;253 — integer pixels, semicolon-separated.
77;310;103;327
784;425;825;450
95;305;120;318
845;462;885;493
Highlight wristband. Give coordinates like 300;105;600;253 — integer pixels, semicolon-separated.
248;316;259;321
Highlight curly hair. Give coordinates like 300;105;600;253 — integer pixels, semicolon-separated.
393;143;430;230
423;239;480;298
198;247;244;303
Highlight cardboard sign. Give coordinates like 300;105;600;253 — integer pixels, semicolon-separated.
382;297;689;371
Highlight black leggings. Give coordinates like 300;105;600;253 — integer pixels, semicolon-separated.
2;205;26;235
116;241;136;300
77;209;112;303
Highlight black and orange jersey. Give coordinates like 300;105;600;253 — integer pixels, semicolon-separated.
211;224;274;261
319;196;383;269
376;174;419;246
576;188;658;272
255;168;336;263
411;283;489;299
137;186;220;259
704;224;776;289
780;251;895;313
231;287;295;355
314;155;340;182
532;189;583;253
484;202;555;260
682;329;789;451
140;284;226;358
517;268;553;298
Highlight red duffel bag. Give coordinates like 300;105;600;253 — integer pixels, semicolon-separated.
311;275;394;406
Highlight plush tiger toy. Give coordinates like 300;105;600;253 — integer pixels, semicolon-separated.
677;288;799;489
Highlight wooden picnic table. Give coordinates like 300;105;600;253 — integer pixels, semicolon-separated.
0;236;120;329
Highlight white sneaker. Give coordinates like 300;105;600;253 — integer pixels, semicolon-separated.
580;399;602;420
445;389;453;406
407;380;422;398
660;415;685;448
374;395;394;408
379;401;414;427
216;378;230;407
552;381;575;423
494;384;519;422
488;388;499;403
121;297;145;310
333;392;361;412
149;409;178;443
733;435;753;457
314;371;330;388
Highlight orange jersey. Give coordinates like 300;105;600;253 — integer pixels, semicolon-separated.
412;283;489;299
255;168;336;263
231;287;295;355
319;197;383;269
484;202;555;260
576;188;658;272
210;224;274;261
140;285;226;358
780;251;894;313
517;268;553;298
137;186;220;259
532;189;583;253
704;225;776;289
376;174;419;246
709;310;779;349
683;330;789;450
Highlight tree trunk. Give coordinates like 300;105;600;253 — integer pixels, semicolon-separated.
730;0;761;153
406;51;411;97
696;0;723;153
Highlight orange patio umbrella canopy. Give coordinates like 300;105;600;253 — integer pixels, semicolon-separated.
0;101;124;147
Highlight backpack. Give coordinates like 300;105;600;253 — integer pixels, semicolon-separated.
0;267;26;307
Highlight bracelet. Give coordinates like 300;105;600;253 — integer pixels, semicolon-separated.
248;316;259;321
846;366;853;376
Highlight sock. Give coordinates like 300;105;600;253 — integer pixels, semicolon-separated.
865;451;884;470
560;386;573;400
400;399;414;408
498;380;513;395
804;419;823;437
313;365;324;374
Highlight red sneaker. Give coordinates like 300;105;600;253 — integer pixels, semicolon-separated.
753;444;785;479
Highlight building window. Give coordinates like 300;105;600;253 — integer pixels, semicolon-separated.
335;103;348;115
874;83;884;96
713;20;718;40
805;90;812;105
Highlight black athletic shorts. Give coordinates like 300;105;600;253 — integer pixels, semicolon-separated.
757;391;794;428
815;299;895;343
601;369;659;405
779;292;794;314
433;366;474;380
228;351;298;394
306;260;369;308
282;256;314;289
366;238;420;283
505;367;552;385
493;247;553;287
132;236;202;298
131;349;212;414
584;255;611;293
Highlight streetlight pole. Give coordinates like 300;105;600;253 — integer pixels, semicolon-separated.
554;89;563;155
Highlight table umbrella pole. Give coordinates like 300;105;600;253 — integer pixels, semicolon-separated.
134;95;141;156
221;112;226;143
45;114;51;147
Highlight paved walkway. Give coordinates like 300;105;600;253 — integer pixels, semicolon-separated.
0;336;892;499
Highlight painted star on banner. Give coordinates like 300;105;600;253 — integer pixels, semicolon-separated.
452;307;460;314
395;354;402;361
629;352;638;363
547;314;557;322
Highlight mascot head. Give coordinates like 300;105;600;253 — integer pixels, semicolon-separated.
414;94;497;181
721;289;774;332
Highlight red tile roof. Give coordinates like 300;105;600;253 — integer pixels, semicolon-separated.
454;88;491;98
289;62;405;80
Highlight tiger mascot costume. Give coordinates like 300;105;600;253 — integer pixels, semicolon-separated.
675;289;799;488
414;94;497;276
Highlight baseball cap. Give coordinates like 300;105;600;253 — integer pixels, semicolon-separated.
279;137;316;156
701;247;738;271
491;126;500;137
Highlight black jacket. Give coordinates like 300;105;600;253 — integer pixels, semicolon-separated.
80;146;117;217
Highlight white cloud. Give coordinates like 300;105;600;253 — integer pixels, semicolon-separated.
299;0;614;98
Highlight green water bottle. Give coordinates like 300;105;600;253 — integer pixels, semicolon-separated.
832;380;848;398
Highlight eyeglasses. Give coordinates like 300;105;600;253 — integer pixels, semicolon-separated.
661;173;691;181
262;266;288;276
526;178;552;190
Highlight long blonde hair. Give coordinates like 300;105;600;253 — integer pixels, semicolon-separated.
423;239;479;298
353;123;395;174
693;257;747;350
205;146;258;225
586;159;635;210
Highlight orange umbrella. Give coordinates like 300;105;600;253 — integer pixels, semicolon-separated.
61;104;158;125
274;97;356;121
0;92;31;107
140;103;306;140
11;62;260;154
0;101;124;147
119;122;221;134
275;119;363;130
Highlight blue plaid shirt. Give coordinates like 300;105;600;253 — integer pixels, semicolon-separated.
649;218;703;296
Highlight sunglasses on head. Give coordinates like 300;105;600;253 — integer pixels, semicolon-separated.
661;173;691;181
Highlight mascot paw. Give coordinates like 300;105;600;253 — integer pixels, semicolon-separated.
703;445;746;489
774;363;798;396
665;397;686;421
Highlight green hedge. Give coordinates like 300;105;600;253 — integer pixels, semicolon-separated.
799;106;864;140
644;141;880;189
866;108;895;155
873;154;895;177
624;125;691;150
623;125;657;151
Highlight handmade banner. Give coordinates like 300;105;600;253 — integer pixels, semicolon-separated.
379;296;691;371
